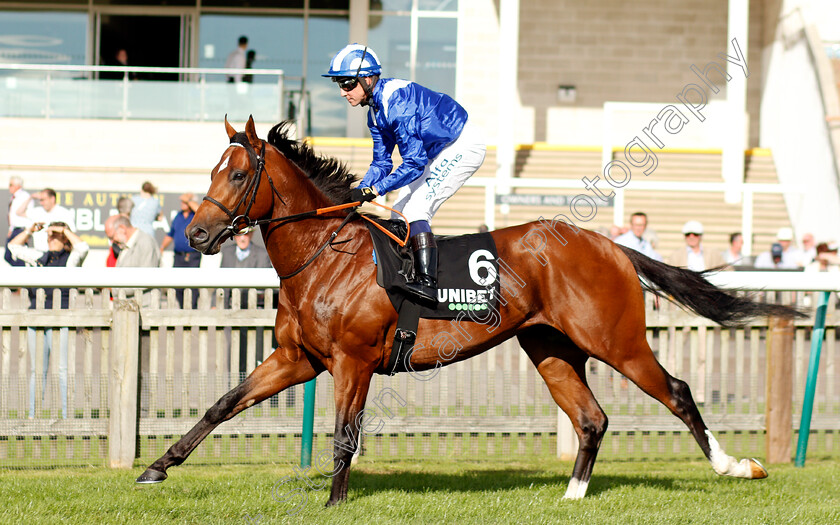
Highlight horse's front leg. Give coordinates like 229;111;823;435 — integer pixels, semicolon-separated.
136;345;320;483
326;356;376;506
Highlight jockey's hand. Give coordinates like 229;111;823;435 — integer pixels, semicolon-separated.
350;186;377;204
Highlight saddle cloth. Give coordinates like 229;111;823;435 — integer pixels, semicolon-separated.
364;220;501;319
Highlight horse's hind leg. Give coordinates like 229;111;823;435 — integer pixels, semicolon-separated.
136;346;320;483
602;331;767;479
518;328;608;500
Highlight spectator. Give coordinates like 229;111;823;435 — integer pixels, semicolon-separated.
130;181;161;239
805;242;840;273
24;188;75;252
6;175;34;267
224;36;248;83
106;198;134;267
614;212;662;261
799;232;816;267
478;224;489;234
101;48;136;80
220;230;273;377
754;242;793;269
774;227;803;268
117;196;134;217
242;50;256;83
609;224;624;240
722;232;746;266
220;230;271;277
667;220;725;272
8;221;89;419
160;193;200;308
105;214;160;268
105;214;158;415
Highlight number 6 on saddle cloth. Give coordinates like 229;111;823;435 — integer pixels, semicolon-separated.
364;219;502;375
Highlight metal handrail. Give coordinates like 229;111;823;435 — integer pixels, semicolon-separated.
0;63;288;78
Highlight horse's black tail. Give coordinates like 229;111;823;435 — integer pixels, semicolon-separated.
618;245;807;327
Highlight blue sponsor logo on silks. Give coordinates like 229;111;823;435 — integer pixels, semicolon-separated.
425;153;463;200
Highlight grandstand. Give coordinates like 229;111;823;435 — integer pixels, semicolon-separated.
309;139;791;257
1;0;839;256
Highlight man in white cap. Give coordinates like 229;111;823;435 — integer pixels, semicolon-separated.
755;227;801;269
775;227;803;268
667;220;725;272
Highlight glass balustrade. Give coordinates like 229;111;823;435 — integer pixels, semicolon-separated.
0;65;294;124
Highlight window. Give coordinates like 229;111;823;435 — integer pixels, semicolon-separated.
199;15;305;77
199;11;350;135
307;15;350;136
0;11;88;67
369;0;458;96
416;17;456;95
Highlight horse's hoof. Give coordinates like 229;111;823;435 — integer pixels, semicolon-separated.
136;468;167;484
749;458;768;479
325;498;344;507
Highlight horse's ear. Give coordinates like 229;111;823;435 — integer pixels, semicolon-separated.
224;115;237;140
244;115;260;149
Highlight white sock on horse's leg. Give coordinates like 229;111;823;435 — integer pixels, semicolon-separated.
562;477;589;499
705;430;768;478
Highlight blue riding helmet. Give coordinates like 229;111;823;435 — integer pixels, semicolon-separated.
323;44;382;77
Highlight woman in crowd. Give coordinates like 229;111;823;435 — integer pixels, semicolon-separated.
8;221;89;419
131;181;162;239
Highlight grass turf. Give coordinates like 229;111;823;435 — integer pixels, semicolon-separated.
1;458;838;524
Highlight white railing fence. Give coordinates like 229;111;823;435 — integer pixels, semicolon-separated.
0;269;838;469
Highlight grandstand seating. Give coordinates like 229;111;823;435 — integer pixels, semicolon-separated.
310;138;793;258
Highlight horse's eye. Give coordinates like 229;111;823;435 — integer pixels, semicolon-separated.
232;171;246;182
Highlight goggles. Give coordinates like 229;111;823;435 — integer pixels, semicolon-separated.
334;76;360;91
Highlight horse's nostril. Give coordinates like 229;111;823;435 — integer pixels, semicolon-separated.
190;226;208;243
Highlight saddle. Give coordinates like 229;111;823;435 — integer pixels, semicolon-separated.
363;219;501;375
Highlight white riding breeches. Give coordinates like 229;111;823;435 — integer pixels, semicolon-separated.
389;120;486;224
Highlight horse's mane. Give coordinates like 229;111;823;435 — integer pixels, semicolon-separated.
266;121;358;205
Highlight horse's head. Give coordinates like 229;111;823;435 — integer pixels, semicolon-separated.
188;116;275;255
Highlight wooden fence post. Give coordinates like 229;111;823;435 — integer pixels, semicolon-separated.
109;298;140;468
557;408;578;460
765;315;793;463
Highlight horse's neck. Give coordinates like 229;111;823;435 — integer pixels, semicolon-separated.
261;154;358;276
273;158;334;211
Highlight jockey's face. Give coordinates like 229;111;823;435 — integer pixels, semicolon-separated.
339;77;369;107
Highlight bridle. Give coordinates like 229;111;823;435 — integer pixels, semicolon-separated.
200;134;362;280
202;134;281;241
201;132;409;280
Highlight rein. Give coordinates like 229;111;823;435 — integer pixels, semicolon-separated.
202;136;409;280
258;200;409;280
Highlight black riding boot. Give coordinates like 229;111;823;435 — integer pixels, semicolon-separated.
405;232;438;304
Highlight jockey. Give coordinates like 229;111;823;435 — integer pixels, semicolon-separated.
324;43;486;304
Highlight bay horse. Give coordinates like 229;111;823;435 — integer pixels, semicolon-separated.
137;117;801;505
